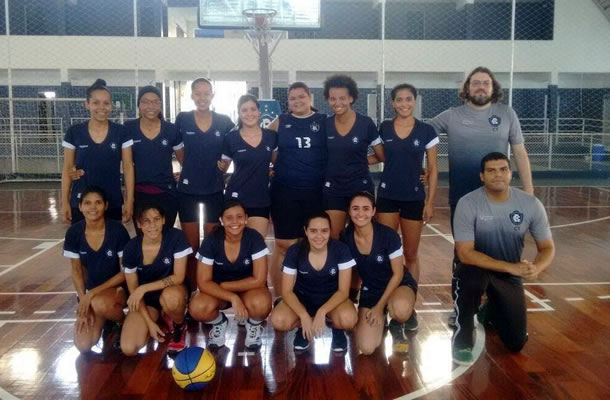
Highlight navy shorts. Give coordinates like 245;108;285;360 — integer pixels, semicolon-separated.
376;197;425;221
270;181;323;240
323;193;353;213
177;191;223;224
245;206;270;219
358;269;418;309
294;291;333;317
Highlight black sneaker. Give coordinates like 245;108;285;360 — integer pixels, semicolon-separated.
102;320;117;340
330;328;347;353
293;328;310;351
272;296;283;308
476;301;491;328
404;311;419;332
388;319;408;354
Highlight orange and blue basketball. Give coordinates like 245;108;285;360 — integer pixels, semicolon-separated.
172;346;216;391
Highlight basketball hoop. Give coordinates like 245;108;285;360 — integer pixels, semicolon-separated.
242;8;283;100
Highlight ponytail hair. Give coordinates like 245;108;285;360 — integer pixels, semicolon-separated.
86;79;111;102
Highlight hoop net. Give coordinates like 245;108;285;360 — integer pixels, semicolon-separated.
242;8;277;34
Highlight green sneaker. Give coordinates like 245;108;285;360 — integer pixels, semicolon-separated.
452;347;474;366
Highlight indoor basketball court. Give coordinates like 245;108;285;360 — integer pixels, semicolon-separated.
1;0;609;399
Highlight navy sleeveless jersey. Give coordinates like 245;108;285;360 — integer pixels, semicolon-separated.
324;113;381;196
273;113;327;189
377;119;439;201
282;239;355;300
125;118;183;191
340;222;403;295
222;128;277;208
175;111;235;195
62;121;133;208
195;227;269;284
63;219;131;290
122;227;193;285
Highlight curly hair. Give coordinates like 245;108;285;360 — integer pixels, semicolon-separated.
323;74;358;104
459;66;504;103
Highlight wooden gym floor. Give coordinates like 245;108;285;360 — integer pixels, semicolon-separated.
0;183;608;399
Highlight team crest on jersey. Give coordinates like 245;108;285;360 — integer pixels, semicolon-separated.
310;122;320;132
489;115;502;131
376;255;384;263
413;139;420;147
215;130;221;137
380;182;386;189
244;258;251;265
330;267;337;276
352;137;359;144
106;250;113;257
285;124;292;129
163;257;171;265
161;139;168;146
110;142;117;150
266;146;271;152
509;210;524;225
183;179;189;185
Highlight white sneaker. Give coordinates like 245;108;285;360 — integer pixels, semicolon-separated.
208;313;228;348
245;320;264;350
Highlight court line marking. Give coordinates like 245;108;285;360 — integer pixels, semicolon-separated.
0;383;19;400
598;295;610;299
565;297;584;302
0;319;75;323
0;237;63;242
0;240;64;278
422;302;441;306
594;187;610;193
0;311;16;315
0;291;76;295
33;310;56;314
32;241;59;250
549;216;610;229
398;323;486;400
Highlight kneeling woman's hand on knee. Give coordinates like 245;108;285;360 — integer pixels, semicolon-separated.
127;287;146;311
147;321;165;343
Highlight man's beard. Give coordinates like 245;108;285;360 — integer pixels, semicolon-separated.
468;93;492;106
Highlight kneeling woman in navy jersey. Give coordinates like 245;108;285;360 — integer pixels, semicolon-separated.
63;186;131;353
120;204;193;355
341;192;417;354
61;79;134;224
221;95;277;237
270;212;358;353
189;201;271;350
323;74;384;239
125;86;184;231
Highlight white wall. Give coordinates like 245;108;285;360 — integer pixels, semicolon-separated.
0;0;608;88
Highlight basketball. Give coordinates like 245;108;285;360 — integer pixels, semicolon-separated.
171;346;216;391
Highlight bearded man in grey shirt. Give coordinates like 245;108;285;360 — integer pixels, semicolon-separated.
429;66;535;326
451;152;554;365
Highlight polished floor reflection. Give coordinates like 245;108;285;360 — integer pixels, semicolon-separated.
0;184;609;399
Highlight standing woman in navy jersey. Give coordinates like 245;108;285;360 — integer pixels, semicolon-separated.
120;204;193;355
341;192;417;355
63;186;131;352
125;86;184;231
189;200;271;350
323;75;385;240
270;211;358;353
175;78;235;285
267;82;327;294
220;94;277;237
376;83;438;284
61;79;135;224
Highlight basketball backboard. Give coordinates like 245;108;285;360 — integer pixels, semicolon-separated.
198;0;321;30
